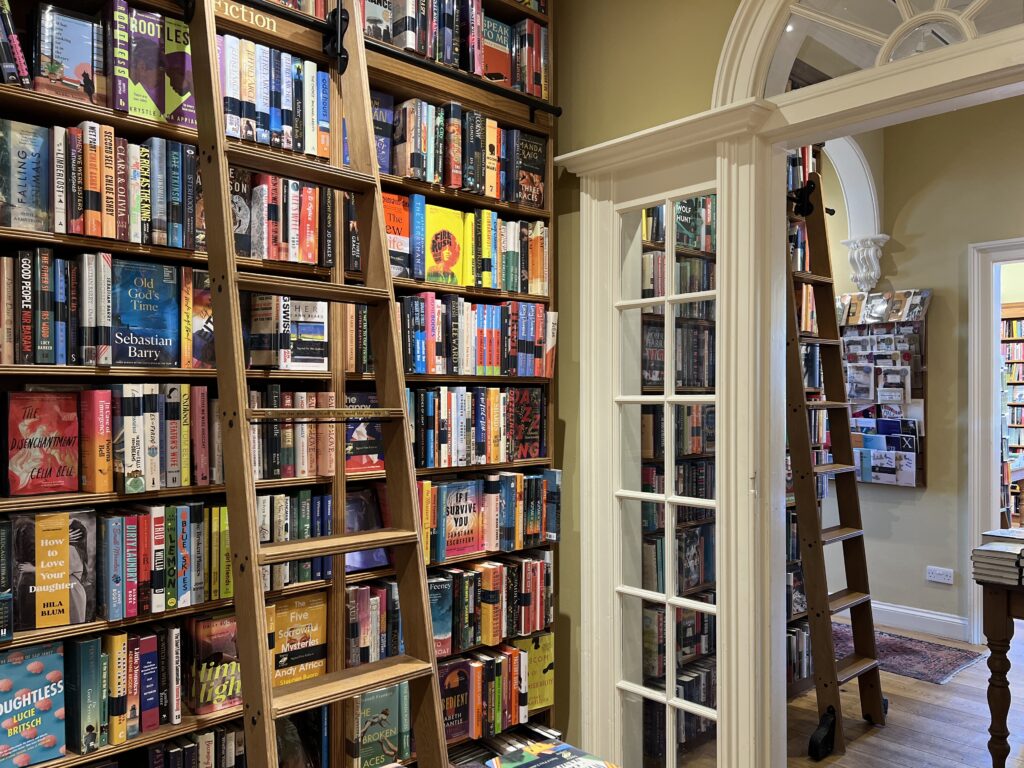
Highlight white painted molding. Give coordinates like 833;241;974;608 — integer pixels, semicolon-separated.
966;238;1024;645
842;235;890;292
823;136;882;237
839;601;969;642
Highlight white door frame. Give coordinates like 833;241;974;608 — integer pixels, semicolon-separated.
967;238;1024;644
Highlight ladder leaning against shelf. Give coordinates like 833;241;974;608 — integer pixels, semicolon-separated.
184;2;448;767
786;170;887;759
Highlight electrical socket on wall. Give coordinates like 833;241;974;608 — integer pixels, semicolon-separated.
926;566;955;585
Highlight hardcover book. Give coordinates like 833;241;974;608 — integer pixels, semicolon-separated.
0;642;65;767
188;613;242;715
163;17;195;128
128;9;164;121
511;631;553;711
191;269;214;368
10;510;96;630
428;574;453;657
344;488;389;573
424;205;466;285
515;132;546;209
383;193;411;278
272;593;327;687
439;481;483;558
0;121;51;232
437;658;472;741
345;392;385;475
4;391;79;496
66;637;102;754
111;259;180;366
482;18;512;87
370;90;394;174
358;684;408;768
33;5;102;104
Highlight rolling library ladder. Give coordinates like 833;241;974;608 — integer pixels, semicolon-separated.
786;171;887;759
183;1;448;767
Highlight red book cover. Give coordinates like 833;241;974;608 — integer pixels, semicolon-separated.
189;613;242;714
115;137;129;241
192;385;209;485
301;184;316;264
127;633;140;737
4;391;79;496
124;514;138;618
534;303;545;377
137;511;152;614
511;388;541;460
80;389;113;493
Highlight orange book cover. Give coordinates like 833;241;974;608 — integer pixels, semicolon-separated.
100;124;117;239
80;122;102;237
272;593;327;687
468;659;483;739
301;184;317;264
471;563;503;646
487;388;501;463
315;391;336;476
80;389;113;493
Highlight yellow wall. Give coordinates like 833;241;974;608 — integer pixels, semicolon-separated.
1003;262;1024;304
552;0;741;741
822;97;1024;618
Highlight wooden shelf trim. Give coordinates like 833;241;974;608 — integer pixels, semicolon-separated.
437;627;553;660
380;174;551;219
344;539;557;583
0;364;332;380
348;373;553;384
387;276;551;304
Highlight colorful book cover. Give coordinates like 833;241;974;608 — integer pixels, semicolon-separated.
163;16;196;125
438;658;472;741
485;741;617;768
3;391;78;496
272;593;327;687
440;480;483;558
511;387;542;459
65;636;102;754
345;392;385;475
424;204;465;285
102;632;127;744
370;90;394;174
358;685;404;768
316;69;330;159
428;574;453;657
515;132;546;209
10;510;95;631
191;269;214;368
269;48;282;148
108;0;129;111
189;613;242;715
111;259;180;367
33;5;100;104
143;137;167;245
344;488;389;573
98;514;124;621
0;642;66;767
382;193;411;278
511;631;553;711
0;121;51;232
128;9;164;121
482;17;512;87
138;633;160;732
255;44;270;145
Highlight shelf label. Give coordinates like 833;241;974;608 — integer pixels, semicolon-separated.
214;0;279;33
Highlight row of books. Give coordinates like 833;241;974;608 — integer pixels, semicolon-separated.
639;404;716;462
787;146;817;192
246;386;337;481
1003;342;1024;360
405;385;547;468
258;490;338;589
789;220;808;272
639;324;716;390
639;496;714;535
838;289;932;326
642;696;717;763
638;525;716;598
786;562;807;620
640;252;716;302
639;196;718;255
398;293;557;377
381;193;550;295
640;597;716;681
363;0;550;100
787;619;812;686
677;459;715;503
449;725;597;768
784;452;830;506
0;120;208;246
422;471;560;562
1005;319;1024;339
797;283;817;336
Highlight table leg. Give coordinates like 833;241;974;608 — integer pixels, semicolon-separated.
985;586;1014;768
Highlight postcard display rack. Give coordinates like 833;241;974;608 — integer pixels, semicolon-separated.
836;290;931;488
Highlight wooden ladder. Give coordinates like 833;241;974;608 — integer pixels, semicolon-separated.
184;2;449;767
786;171;887;757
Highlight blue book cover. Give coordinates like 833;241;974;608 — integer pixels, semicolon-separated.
269;48;282;148
410;193;426;280
344;489;389;573
370;90;394;174
65;637;102;754
142;137;167;245
1;122;51;232
543;469;561;542
473;387;486;459
99;515;123;621
425;390;436;469
54;259;67;365
176;504;190;607
111;259;180;367
0;642;65;765
310;494;322;581
166;141;183;248
499;473;516;551
323;494;333;579
316;69;330;153
427;575;452;655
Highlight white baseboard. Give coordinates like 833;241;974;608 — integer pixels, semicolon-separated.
836;601;969;642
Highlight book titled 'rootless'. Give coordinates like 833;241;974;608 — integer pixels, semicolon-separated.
111;259;180;366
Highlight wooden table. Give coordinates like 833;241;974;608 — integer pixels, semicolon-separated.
983;582;1024;766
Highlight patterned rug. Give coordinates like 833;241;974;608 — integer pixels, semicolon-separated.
832;623;985;685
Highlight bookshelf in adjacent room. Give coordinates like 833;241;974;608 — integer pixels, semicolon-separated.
1001;302;1024;525
0;0;561;765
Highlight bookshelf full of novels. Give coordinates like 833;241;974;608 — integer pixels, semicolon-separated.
621;197;718;766
1002;303;1024;524
0;0;560;767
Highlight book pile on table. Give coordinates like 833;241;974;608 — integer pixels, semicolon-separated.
972;528;1024;585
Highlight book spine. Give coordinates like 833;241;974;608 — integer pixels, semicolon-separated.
147;138;167;245
280;51;293;150
319;186;335;268
191;505;205;603
292;58;304;154
124;516;138;619
163;384;182;486
176;505;191;607
53;258;67;365
14;251;32;364
180;383;191;487
34;248;54;364
139;142;151;243
193;386;210;484
81;122;102;237
67;128;84;235
114;137;128;242
183;144;196;250
128;142;142;242
81;389;113;493
164;507;177;609
139;634;160;732
270;48;282;148
316;391;336;476
101;125;117;238
167;141;183;248
137;512;151;614
316;68;330;159
143;384;161;491
111;0;130;111
303;60;317;156
167;624;182;724
104;633;128;745
240;39;257;141
150;506;166;613
255;43;270;145
52;126;66;234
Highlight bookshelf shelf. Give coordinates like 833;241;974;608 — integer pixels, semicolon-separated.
678;582;716;598
0;580;327;652
28;707;244;768
641;240;716;261
380;173;551;219
384;276;551;304
346;541;555;585
0;475;333;514
1004;337;1024;342
0;365;333;380
343;458;552;484
482;0;549;25
437;627;553;661
346;373;552;385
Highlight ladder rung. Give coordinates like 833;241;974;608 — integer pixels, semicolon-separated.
836;654;880;685
792;271;833;286
271;655;434;719
224;142;376;192
247;407;404;422
799;335;841;346
829;588;871;615
257;528;419;565
236;273;391;303
821;526;864;545
813;463;856;475
805;401;850;410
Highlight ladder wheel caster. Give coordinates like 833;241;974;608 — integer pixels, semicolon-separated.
808;706;836;761
864;697;889;725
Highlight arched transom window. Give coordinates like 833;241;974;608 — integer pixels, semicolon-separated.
766;0;1024;95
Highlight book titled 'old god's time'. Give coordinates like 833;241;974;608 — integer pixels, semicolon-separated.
111;259;180;366
0;641;66;768
3;392;79;496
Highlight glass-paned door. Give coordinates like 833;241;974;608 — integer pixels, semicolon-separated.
617;193;718;767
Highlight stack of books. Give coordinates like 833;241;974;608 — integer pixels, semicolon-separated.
972;528;1024;585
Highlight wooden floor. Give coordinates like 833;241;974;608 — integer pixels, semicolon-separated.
785;623;1020;767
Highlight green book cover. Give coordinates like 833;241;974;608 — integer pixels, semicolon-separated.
164;505;177;609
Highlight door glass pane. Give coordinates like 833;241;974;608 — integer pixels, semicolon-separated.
887;19;965;60
674;300;716;393
621;402;664;494
908;0;937;12
766;13;882;94
676;520;716;598
621;307;664;396
622;205;669;303
622;593;666;692
799;0;903;34
674;194;717;296
973;0;1024;35
622;497;665;593
676;704;718;765
619;691;654;767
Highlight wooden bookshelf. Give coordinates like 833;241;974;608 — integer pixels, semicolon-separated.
380;173;551;220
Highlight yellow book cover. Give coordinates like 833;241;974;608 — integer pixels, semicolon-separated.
470;563;502;646
180;384;191;487
180;266;192;368
487;388;501;464
461;210;476;287
209;504;220;601
102;632;129;744
219;506;233;598
484;119;498;199
272;592;327;687
425;204;465;286
100;124;116;239
419;480;432;560
480;210;493;289
512;631;554;711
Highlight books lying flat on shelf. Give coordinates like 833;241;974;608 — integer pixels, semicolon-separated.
972;541;1024;585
